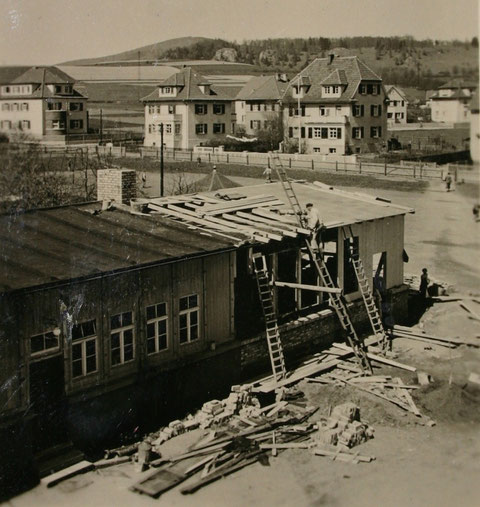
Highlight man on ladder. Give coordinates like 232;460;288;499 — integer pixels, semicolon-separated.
304;202;324;254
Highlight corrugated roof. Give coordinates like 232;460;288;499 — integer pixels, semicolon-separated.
283;56;382;104
0;203;240;293
12;66;76;84
236;75;288;101
141;67;232;102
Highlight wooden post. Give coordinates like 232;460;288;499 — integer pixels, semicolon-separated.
413;165;416;178
335;161;338;171
289;157;292;168
384;161;387;175
311;159;314;170
208;152;211;163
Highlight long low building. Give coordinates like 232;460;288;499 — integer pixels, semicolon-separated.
0;172;413;495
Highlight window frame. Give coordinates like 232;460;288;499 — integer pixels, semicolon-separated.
213;122;225;134
146;302;169;355
110;311;135;366
195;104;207;115
195;123;208;135
71;319;98;378
30;330;60;357
178;294;200;345
213;103;225;115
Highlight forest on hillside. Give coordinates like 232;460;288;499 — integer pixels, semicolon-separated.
164;36;479;89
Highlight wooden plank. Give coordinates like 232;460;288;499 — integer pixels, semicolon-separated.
459;302;480;321
333;342;417;372
220;214;284;241
314;448;375;463
234;212;298;237
395;378;422;417
201;196;282;215
259;442;313;450
251;208;311;235
393;326;478;347
94;456;130;469
272;280;342;294
393;332;457;348
41;461;94;488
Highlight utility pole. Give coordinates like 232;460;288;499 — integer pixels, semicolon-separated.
160;123;164;197
99;108;103;144
297;77;302;154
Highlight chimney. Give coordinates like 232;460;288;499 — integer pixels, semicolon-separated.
97;169;137;205
328;53;335;65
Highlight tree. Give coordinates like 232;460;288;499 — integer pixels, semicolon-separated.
472;36;478;48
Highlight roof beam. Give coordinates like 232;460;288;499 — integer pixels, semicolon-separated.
272;280;342;294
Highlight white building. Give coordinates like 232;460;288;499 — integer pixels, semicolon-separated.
428;79;477;123
0;66;88;142
385;85;408;125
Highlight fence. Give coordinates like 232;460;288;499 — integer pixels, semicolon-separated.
138;147;445;180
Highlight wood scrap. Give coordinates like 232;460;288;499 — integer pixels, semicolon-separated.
259;442;313;450
393;326;479;347
314;448;375;463
459;302;480;322
395;378;422;417
393;332;457;348
94;456;131;469
332;342;417;372
41;461;94;488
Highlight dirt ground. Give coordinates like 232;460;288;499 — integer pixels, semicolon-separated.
8;176;480;507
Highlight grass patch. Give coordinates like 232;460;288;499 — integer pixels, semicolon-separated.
115;157;429;192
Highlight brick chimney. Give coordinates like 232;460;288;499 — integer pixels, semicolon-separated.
97;169;137;204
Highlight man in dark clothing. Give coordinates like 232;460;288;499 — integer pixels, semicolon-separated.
419;268;429;298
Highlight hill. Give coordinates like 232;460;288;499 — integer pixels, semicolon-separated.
61;36;210;65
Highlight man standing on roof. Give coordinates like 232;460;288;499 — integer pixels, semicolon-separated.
305;203;324;253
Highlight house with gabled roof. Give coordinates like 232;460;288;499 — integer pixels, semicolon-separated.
235;74;289;135
428;78;477;123
283;54;387;155
0;66;88;142
385;85;408;125
142;67;236;150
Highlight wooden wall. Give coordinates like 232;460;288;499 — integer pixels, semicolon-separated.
0;250;235;417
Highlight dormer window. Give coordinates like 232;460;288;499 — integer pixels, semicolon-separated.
199;84;210;94
323;85;341;97
164;87;172;94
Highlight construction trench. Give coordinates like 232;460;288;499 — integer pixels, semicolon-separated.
10;159;478;504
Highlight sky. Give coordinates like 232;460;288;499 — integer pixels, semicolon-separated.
0;0;478;65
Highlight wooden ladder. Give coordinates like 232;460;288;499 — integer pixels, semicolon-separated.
252;253;287;383
270;152;372;374
343;226;389;353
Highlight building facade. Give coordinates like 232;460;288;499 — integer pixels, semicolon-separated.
428;79;477;123
283;55;388;155
386;85;408;125
142;68;236;150
470;90;479;163
235;74;288;135
0;67;88;142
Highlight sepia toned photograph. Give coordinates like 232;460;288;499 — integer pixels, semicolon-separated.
0;0;479;505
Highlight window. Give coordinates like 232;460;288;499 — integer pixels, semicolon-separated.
195;104;207;115
51;120;65;129
65;85;72;94
70;102;83;111
387;112;393;118
155;105;161;114
250;120;261;130
1;120;11;129
110;311;134;366
1;103;9;111
359;84;367;95
370;104;382;117
328;127;341;139
370;126;382;138
146;303;168;354
21;120;30;130
313;147;321;153
71;319;97;378
329;148;337;153
165;123;172;134
288;127;293;138
289;106;305;116
168;105;175;114
179;294;199;344
300;127;305;138
401;100;405;107
213;123;225;134
12;103;19;111
353;104;364;117
54;85;62;94
148;105;155;114
195;123;207;135
70;119;83;129
47;102;63;111
21;103;28;111
352;127;364;139
175;123;181;134
312;127;328;139
320;107;329;116
30;330;59;355
324;85;331;94
148;124;152;133
213;103;225;115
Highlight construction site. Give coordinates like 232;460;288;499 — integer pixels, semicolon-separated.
0;148;479;506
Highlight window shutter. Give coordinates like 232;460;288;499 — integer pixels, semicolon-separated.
379;105;382;116
361;105;364;117
370;105;374;116
289;127;293;138
360;127;364;138
378;126;382;137
250;120;253;129
337;128;342;139
308;128;312;138
321;128;328;139
301;127;305;138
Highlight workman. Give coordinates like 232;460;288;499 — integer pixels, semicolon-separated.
263;166;272;183
304;203;324;253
